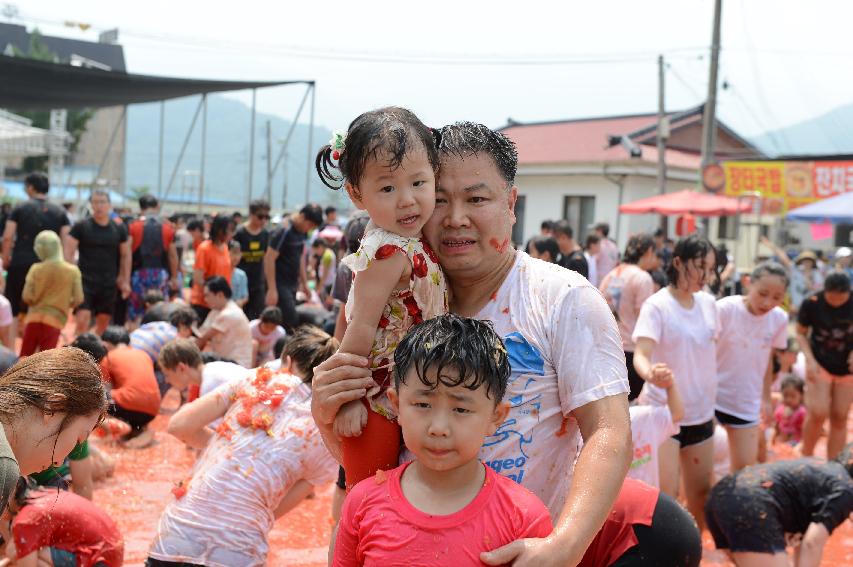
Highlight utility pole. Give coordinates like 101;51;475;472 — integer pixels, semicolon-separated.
657;54;669;234
700;0;723;169
281;149;289;210
265;120;272;203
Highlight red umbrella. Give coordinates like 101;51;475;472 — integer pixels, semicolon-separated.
619;189;751;217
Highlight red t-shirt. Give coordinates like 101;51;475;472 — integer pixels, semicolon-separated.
13;490;124;567
577;478;659;567
101;346;162;416
334;461;552;566
190;240;232;307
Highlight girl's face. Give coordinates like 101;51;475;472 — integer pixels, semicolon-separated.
346;147;436;238
21;411;102;475
674;250;716;293
746;274;787;316
782;386;802;409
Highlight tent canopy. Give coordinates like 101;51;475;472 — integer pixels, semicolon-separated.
0;55;306;110
619;189;751;217
786;192;853;224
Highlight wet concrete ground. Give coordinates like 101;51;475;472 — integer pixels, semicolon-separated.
92;397;851;567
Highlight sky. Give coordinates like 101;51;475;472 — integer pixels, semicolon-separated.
10;0;853;151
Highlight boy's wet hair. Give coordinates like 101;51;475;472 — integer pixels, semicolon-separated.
437;122;518;185
824;271;851;293
393;314;510;405
71;333;107;363
315;106;439;192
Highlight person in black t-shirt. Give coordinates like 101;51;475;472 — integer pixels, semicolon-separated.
233;199;270;320
552;219;589;278
1;173;70;325
706;443;853;567
66;190;130;336
263;204;323;330
796;271;853;459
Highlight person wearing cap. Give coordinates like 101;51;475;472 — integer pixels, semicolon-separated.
760;237;824;314
834;246;853;281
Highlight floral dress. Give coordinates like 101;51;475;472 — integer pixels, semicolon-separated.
342;224;447;418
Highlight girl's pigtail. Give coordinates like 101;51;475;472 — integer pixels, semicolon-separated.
315;144;343;190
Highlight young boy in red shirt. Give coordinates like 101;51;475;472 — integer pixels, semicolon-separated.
334;315;552;566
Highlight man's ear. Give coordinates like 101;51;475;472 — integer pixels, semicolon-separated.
387;388;399;414
344;183;366;210
488;401;510;435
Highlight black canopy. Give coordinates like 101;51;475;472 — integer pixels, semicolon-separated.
0;55;305;109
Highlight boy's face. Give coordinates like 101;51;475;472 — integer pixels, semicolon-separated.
389;365;508;473
161;362;197;390
230;249;242;267
259;321;278;335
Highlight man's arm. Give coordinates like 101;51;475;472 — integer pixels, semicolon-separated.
64;234;79;264
1;220;15;267
264;245;279;306
118;239;131;298
310;352;375;463
481;394;631;567
59;225;71;262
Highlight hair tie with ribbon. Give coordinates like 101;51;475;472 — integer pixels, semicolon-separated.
329;131;346;161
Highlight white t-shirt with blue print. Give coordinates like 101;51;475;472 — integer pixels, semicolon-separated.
475;252;629;522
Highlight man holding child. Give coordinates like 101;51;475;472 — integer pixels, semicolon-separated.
312;122;632;566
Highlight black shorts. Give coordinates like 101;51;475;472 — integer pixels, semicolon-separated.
109;402;155;432
611;491;702;567
705;474;787;554
715;409;758;429
624;351;643;401
671;419;714;448
79;281;117;315
5;263;30;316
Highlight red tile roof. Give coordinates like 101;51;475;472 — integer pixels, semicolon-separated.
500;112;701;169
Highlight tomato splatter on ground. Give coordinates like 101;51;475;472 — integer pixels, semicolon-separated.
91;390;852;566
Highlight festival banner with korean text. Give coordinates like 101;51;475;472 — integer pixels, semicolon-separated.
721;160;853;214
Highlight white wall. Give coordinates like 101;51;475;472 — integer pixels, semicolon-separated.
516;168;696;251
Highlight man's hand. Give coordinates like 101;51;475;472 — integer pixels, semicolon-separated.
265;288;279;307
805;357;820;382
117;278;131;299
311;352;373;427
481;536;583;567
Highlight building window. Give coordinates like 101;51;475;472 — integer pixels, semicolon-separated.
718;216;736;240
563;196;595;243
512;195;526;247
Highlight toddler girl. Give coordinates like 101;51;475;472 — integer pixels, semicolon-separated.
315;107;447;489
774;375;806;445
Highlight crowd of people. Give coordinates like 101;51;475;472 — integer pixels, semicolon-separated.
0;108;846;567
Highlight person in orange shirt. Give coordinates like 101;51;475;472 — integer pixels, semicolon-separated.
72;329;161;449
190;215;234;323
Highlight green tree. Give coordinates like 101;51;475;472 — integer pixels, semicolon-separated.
12;29;95;171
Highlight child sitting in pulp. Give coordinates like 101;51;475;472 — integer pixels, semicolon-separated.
316;107;447;489
774;375;806;445
334;315;552;566
146;327;339;567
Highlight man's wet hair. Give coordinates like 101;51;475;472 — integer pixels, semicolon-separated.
315;106;439;192
393;314;510;405
437;122;518;185
102;326;130;346
187;219;204;232
138;194;158;210
824;271;851;293
24;172;49;194
169;306;198;329
249;199;270;216
204;276;232;299
143;289;165;307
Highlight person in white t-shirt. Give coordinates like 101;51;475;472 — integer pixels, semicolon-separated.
628;377;683;488
715;261;789;472
149;327;340;567
599;233;659;401
249;306;287;366
196;276;253;368
583;233;600;286
632;234;719;530
310;122;631;567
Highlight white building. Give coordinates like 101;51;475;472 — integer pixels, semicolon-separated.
501;105;765;252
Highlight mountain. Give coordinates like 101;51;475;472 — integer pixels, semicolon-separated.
126;95;346;211
750;104;853;157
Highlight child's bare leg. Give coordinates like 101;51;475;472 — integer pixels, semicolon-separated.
334;399;368;438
